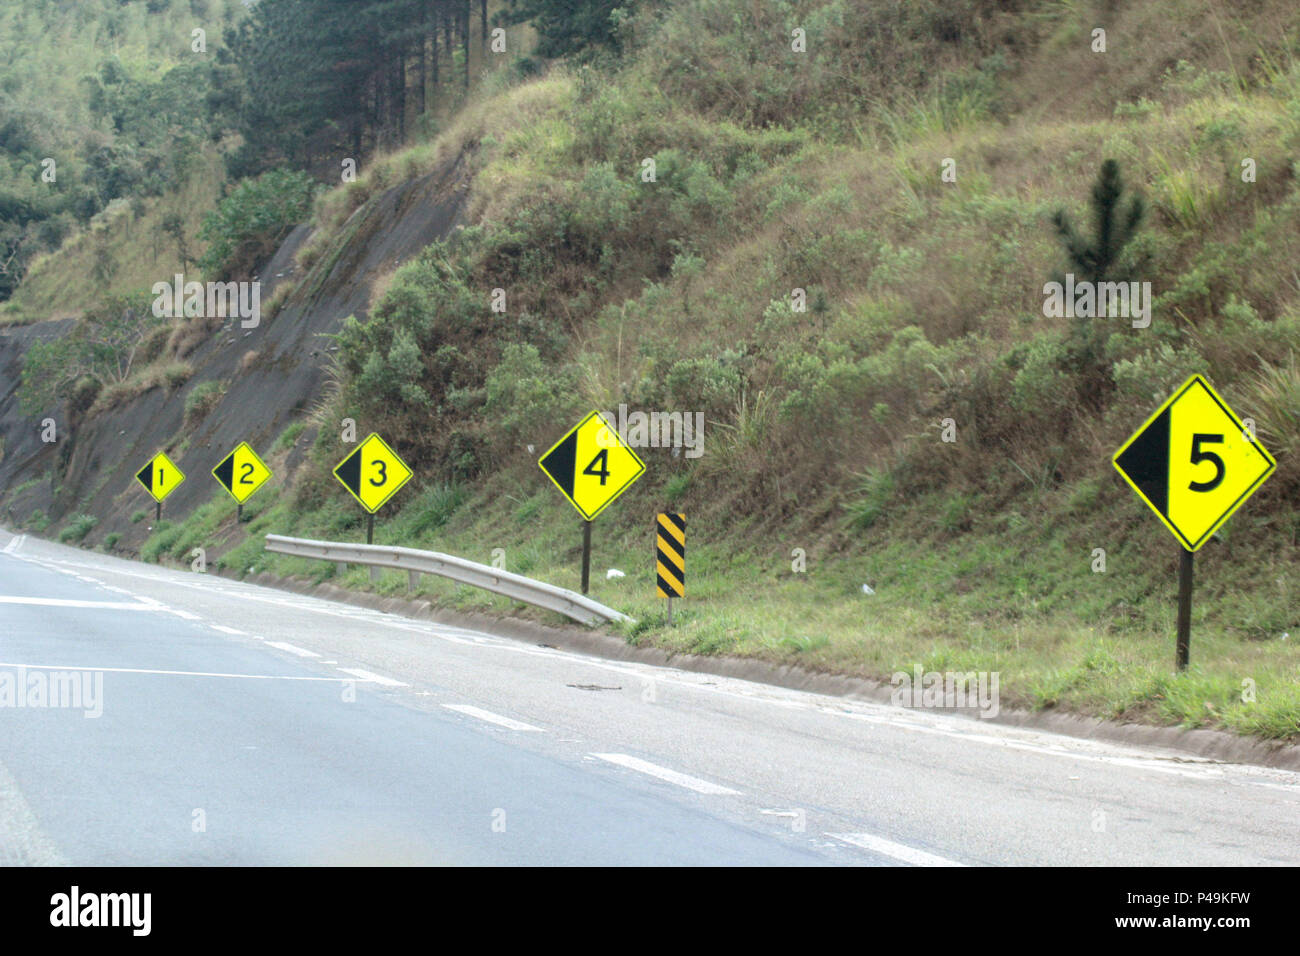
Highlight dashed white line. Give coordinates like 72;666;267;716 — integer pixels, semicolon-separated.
827;832;966;867
0;597;166;610
443;704;543;732
165;609;201;620
336;667;407;687
0;662;361;683
210;625;246;635
589;753;741;795
266;641;321;658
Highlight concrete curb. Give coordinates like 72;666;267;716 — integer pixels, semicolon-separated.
220;565;1300;773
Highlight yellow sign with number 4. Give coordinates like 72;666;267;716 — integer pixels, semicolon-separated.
538;411;645;520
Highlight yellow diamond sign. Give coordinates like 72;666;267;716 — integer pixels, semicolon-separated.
1112;374;1276;552
538;411;645;520
213;441;272;504
333;432;412;513
134;451;185;503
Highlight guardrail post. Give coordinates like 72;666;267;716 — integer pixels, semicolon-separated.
407;570;419;592
369;566;379;583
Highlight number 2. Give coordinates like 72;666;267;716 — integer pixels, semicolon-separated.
239;462;254;485
1188;433;1225;492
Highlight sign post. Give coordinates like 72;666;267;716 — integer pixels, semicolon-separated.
539;411;646;594
212;441;272;523
332;432;413;546
134;451;185;523
1112;374;1276;670
580;519;592;595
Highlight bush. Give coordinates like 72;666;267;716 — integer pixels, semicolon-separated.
274;421;306;451
183;380;227;426
483;343;582;449
406;483;467;538
104;533;120;550
27;509;51;532
197;169;318;278
130;510;147;524
58;514;98;543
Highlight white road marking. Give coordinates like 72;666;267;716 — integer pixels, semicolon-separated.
12;546;1300;795
337;667;407;687
0;596;166;610
589;753;740;795
210;625;246;635
266;641;320;658
0;662;361;682
1;535;25;553
166;609;202;620
828;832;966;867
0;756;65;866
443;704;543;732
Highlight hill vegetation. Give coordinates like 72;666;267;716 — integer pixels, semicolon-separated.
7;0;1300;738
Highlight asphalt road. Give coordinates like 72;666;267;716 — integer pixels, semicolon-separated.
2;530;1298;866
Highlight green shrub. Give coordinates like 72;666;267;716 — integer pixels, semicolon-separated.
406;483;467;538
58;513;98;543
846;468;897;530
274;421;306;451
104;532;120;549
141;522;182;563
483;343;582;447
163;362;193;389
197;169;318;278
183;380;227;426
27;509;51;532
130;510;147;524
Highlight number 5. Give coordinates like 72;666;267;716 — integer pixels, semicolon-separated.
1189;433;1225;492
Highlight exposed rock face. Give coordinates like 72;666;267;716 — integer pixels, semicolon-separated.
0;156;470;549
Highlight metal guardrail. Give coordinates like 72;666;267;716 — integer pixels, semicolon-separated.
263;534;633;627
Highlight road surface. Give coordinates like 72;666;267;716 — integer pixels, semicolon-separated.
2;530;1298;865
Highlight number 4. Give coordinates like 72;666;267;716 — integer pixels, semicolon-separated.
583;449;610;485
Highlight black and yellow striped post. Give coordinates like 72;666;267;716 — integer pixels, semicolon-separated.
656;512;685;624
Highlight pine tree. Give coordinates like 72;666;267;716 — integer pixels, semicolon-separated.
1051;159;1145;286
1050;159;1147;389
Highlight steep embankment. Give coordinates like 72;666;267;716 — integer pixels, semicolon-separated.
0;153;470;548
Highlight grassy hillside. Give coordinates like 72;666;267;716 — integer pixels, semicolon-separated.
0;0;247;309
15;0;1300;738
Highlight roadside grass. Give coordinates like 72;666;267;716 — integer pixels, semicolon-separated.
123;454;1298;740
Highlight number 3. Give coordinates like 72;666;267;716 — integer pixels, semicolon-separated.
1188;433;1225;492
